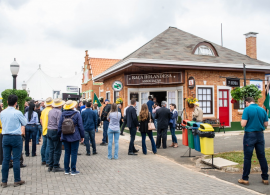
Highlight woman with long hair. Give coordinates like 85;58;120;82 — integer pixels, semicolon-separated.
139;104;157;155
107;103;121;159
24;102;39;156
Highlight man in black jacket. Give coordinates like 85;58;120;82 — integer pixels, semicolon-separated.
126;99;139;155
155;101;170;149
100;99;111;145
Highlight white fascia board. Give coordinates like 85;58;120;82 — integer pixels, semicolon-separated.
93;58;270;81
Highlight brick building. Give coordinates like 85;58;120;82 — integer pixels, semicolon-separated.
81;51;120;101
86;27;270;130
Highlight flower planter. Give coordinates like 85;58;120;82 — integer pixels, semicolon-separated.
238;110;243;115
188;103;194;108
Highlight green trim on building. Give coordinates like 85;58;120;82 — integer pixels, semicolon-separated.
93;82;103;85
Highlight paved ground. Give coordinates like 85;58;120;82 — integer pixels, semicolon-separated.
0;131;258;195
135;130;270;194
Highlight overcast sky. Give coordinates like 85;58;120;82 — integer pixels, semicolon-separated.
1;0;270;95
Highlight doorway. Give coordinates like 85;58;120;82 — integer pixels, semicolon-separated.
150;91;167;106
219;89;229;126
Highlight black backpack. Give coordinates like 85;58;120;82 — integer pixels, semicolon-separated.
62;113;77;135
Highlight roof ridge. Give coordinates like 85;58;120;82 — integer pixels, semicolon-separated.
90;57;120;60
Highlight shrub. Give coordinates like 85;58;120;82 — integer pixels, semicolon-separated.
1;89;28;113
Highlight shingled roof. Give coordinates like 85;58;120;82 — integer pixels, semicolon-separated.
104;27;269;72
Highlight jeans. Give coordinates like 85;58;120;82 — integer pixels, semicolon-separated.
156;128;167;148
242;131;269;181
154;119;158;129
170;125;178;143
102;120;109;143
36;125;42;144
63;141;79;173
120;119;127;134
128;127;137;153
2;135;22;183
25;125;38;156
108;128;120;159
47;129;62;168
41;135;50;164
141;131;157;154
84;130;96;154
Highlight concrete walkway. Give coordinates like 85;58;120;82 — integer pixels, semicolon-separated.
0;131;259;195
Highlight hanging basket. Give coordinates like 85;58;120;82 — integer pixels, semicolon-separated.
188;103;194;108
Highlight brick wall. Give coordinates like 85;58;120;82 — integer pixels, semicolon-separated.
96;70;265;122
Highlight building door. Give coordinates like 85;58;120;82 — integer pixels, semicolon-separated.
219;89;229;126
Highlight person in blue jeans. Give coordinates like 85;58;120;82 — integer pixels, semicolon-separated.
169;103;178;148
24;102;39;156
35;104;42;145
100;99;111;145
107;103;121;159
58;100;84;175
138;104;157;155
238;97;269;186
0;94;27;188
81;102;97;156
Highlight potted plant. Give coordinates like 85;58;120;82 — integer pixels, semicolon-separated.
116;97;123;105
231;84;262;114
99;97;104;103
186;96;198;108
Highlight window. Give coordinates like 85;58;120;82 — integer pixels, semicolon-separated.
114;91;119;103
106;92;110;102
141;92;148;105
168;91;176;105
198;87;213;114
177;90;183;112
194;45;214;56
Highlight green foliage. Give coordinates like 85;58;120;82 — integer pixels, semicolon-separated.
231;84;262;102
25;97;32;102
177;116;182;124
1;89;28;113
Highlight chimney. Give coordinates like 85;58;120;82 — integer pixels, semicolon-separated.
244;32;258;59
85;50;88;56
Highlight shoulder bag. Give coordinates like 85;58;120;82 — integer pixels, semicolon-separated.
148;112;155;130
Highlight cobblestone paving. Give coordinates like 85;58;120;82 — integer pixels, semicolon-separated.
0;132;259;195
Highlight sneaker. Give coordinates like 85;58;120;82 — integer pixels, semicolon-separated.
86;153;90;156
262;180;269;185
41;162;46;165
100;142;107;146
48;167;53;172
14;180;25;187
65;172;71;175
238;179;249;185
71;171;80;176
52;167;65;172
1;183;7;188
93;152;98;155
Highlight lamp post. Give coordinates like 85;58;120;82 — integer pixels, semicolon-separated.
10;58;20;89
27;88;30;97
22;81;27;90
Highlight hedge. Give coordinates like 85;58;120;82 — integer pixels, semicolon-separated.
1;89;28;113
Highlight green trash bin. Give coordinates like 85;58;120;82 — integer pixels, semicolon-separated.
186;121;196;149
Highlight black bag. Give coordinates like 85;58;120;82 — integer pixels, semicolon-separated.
62;113;77;135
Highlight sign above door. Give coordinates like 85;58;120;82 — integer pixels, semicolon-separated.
226;78;240;87
125;72;184;85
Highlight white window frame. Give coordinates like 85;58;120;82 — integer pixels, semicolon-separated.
217;86;232;127
196;85;215;117
106;91;110;102
128;86;183;114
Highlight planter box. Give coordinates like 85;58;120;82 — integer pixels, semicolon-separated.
238;110;244;115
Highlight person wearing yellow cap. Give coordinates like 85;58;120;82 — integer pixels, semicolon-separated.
192;102;203;122
40;97;53;166
47;98;65;172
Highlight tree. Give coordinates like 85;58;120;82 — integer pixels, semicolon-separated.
1;89;28;113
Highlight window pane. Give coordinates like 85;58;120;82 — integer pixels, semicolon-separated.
219;91;222;98
223;91;227;98
207;108;211;113
203;102;206;107
203;108;207;113
207;102;210;107
178;91;182;111
224;100;227;107
207;89;211;94
199;102;202;107
207;95;211;100
198;95;203;100
198;89;202;94
203;95;206;100
203;89;207;94
219;100;223;107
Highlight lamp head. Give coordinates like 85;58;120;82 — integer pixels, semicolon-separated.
10;58;20;76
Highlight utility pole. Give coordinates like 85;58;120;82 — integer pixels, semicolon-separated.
243;63;246;87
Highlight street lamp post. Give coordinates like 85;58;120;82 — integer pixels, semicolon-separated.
10;58;20;90
22;81;27;90
27;88;30;97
